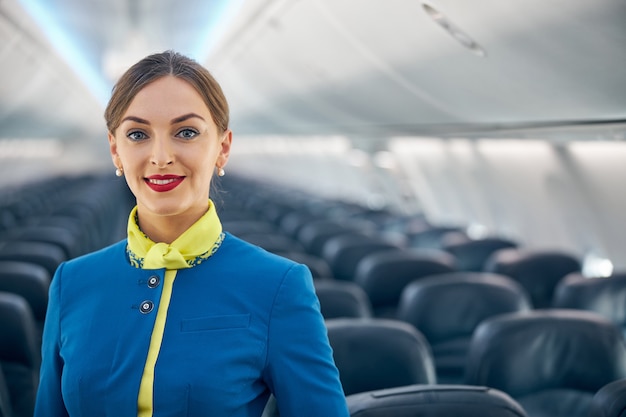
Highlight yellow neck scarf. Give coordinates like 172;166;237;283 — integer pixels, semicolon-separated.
126;200;225;270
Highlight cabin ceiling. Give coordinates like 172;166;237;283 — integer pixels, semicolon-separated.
1;0;625;150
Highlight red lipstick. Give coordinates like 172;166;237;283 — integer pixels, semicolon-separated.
145;175;184;192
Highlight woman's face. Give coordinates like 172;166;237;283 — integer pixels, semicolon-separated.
108;75;231;223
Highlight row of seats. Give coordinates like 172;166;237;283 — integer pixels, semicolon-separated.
1;173;625;417
264;312;626;417
215;176;626;417
216;176;623;330
326;311;626;417
217;177;585;310
0;174;133;417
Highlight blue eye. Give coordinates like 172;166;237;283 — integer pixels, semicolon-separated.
127;131;147;141
176;128;199;139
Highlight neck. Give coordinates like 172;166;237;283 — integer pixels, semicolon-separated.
136;204;209;244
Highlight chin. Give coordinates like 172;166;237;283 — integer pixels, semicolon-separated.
139;197;188;217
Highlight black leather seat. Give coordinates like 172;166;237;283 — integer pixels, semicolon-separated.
278;211;322;239
396;272;532;384
0;261;50;344
484;249;581;308
297;221;368;257
314;280;373;319
589;378;626;417
408;226;465;249
465;309;626;417
0;366;12;417
326;318;436;396
0;241;66;278
346;384;529;417
274;251;334;279
553;272;626;335
222;220;278;235
217;209;262;222
0;292;40;417
322;234;400;281
238;233;305;254
1;225;81;260
442;237;518;272
354;249;456;317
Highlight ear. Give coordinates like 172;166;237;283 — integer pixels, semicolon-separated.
108;132;121;168
217;129;233;168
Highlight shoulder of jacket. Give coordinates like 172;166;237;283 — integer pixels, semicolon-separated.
218;233;306;279
63;239;128;270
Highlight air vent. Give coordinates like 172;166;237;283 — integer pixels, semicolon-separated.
422;2;486;57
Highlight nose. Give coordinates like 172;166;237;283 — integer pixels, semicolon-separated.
150;136;174;168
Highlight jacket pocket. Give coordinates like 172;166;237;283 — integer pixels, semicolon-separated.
180;314;250;332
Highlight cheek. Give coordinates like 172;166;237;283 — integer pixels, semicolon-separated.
118;147;144;170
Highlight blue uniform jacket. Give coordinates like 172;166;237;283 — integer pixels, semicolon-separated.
35;232;349;416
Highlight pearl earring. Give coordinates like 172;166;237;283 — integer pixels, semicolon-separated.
115;167;123;177
217;167;225;177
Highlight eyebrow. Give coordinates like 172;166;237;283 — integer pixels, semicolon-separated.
171;113;206;124
120;113;206;126
121;116;150;125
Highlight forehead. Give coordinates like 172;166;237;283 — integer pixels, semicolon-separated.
124;76;212;120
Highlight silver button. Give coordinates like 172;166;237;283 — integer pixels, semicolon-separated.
147;275;160;288
140;301;154;314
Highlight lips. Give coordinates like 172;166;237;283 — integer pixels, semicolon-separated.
144;175;185;192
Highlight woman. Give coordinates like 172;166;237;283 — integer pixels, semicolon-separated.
35;51;349;416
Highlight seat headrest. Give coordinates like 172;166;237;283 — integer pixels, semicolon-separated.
442;237;518;271
397;272;531;343
484;249;581;308
322;235;400;281
314;281;373;319
0;261;50;320
485;249;581;277
0;240;66;277
0;292;40;368
554;273;626;327
354;250;456;309
466;309;626;397
326;318;436;395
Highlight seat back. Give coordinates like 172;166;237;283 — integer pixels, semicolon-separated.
297;221;366;256
408;226;465;249
278;211;320;239
465;309;626;417
314;280;373;319
222;219;278;235
1;225;80;259
238;232;305;254
354;249;456;317
553;272;626;333
484;249;581;308
589;378;626;417
0;261;50;322
0;241;66;278
442;237;518;272
0;292;40;417
0;261;50;348
0;367;12;417
397;272;531;384
322;234;400;281
275;251;334;279
346;384;529;417
326;318;436;396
